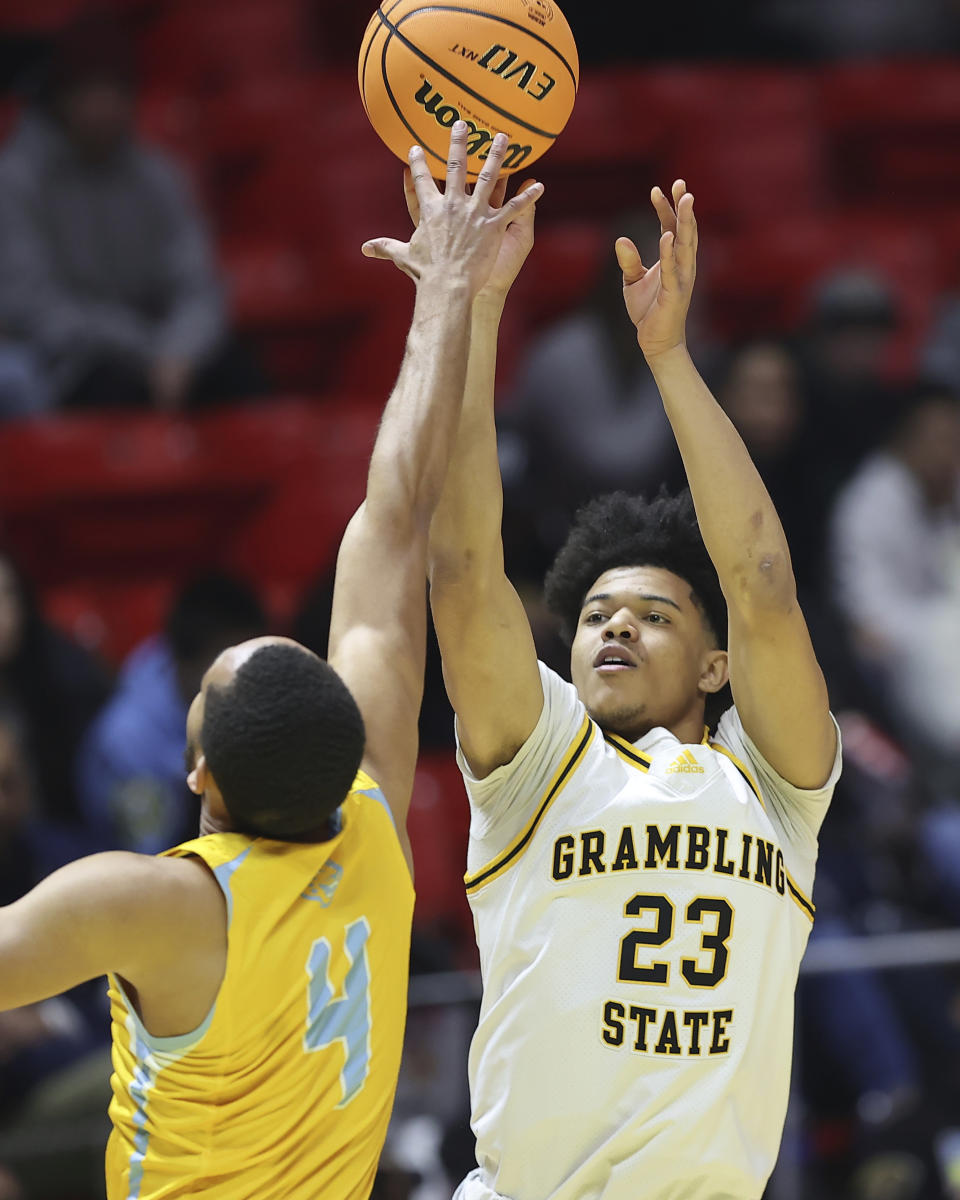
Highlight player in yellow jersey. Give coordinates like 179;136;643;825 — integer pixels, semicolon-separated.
0;124;543;1200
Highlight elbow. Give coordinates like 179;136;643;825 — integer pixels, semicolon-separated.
728;549;798;617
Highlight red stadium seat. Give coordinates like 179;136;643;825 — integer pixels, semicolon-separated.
0;100;20;146
0;400;379;614
704;216;936;376
137;89;206;179
820;61;960;212
45;579;175;663
139;0;313;92
407;752;475;955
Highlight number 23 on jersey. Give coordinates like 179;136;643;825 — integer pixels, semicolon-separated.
602;892;735;1059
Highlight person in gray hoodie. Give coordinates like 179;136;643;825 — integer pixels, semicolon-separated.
0;17;244;414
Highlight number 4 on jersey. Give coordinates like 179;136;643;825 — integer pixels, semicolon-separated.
305;917;372;1107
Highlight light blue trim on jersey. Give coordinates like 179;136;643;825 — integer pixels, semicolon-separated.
212;845;253;926
112;973;218;1056
125;1028;158;1200
356;785;396;832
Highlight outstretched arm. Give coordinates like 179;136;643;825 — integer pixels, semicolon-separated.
425;176;545;780
327;127;542;851
0;852;224;1012
618;182;836;788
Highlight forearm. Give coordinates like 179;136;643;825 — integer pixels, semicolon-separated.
365;275;474;530
429;293;507;579
647;345;795;610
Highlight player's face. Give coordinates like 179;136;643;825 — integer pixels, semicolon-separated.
569;566;726;740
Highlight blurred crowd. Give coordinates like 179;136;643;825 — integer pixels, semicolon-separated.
0;4;958;1200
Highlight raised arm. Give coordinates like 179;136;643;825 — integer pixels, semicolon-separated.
617;182;836;788
423;175;546;780
327;127;542;846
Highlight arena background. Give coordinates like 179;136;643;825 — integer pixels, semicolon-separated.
0;2;959;1198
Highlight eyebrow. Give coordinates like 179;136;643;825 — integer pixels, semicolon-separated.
583;591;683;613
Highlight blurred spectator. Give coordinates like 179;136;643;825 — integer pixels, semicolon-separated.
0;1167;21;1200
829;385;960;764
762;0;960;56
0;713;106;1123
923;297;960;398
714;340;816;585
76;572;266;854
0;16;261;414
791;270;905;563
0;553;110;830
501;212;691;576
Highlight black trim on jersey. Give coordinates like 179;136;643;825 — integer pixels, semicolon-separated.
602;731;652;771
785;876;816;920
465;720;593;893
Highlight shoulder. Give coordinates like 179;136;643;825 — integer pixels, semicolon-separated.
458;662;586;813
712;706;841;845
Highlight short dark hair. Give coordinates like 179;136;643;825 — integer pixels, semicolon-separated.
543;489;730;727
201;644;366;840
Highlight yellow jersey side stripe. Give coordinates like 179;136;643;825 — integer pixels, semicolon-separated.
709;742;765;810
464;716;594;894
785;870;816;922
602;731;652;771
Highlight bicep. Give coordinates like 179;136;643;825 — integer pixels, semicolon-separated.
429;566;543;779
727;602;837;791
0;853;159;1010
328;506;428;839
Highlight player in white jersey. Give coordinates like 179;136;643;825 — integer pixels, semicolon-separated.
406;177;842;1199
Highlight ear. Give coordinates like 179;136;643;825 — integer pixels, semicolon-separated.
698;648;729;696
187;754;207;796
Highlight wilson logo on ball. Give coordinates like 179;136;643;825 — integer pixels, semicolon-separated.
414;79;534;168
520;0;554;26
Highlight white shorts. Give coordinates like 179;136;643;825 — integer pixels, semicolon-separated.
452;1168;505;1200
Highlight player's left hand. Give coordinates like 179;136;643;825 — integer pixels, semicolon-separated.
401;169;539;307
617;179;697;362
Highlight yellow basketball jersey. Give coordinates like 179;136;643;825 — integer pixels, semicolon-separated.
105;771;414;1200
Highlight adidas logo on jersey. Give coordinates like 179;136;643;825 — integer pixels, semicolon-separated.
665;750;704;775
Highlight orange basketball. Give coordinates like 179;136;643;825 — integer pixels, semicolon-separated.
358;0;579;180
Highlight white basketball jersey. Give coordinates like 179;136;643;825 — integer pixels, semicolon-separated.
456;663;840;1200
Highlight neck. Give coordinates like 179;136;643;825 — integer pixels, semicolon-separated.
599;706;708;747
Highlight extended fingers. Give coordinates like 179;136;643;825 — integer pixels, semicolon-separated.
615;236;647;286
473;132;509;207
674;191;697;280
658;230;678;292
402;168;420;226
361;236;416;279
444;120;469;195
498;180;544;226
651;186;677;236
408;144;438;213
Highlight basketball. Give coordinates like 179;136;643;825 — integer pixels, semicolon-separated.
358;0;579;180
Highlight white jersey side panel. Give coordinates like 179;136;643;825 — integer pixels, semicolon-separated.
457;662;840;1200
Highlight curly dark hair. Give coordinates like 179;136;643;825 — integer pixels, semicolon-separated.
202;644;365;841
543;489;731;727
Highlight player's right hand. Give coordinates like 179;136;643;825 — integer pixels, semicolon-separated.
401;170;539;307
361;123;543;299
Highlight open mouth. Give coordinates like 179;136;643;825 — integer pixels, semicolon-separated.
593;646;637;672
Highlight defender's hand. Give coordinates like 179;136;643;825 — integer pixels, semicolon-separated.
361;124;543;298
617;179;697;362
402;171;539;305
